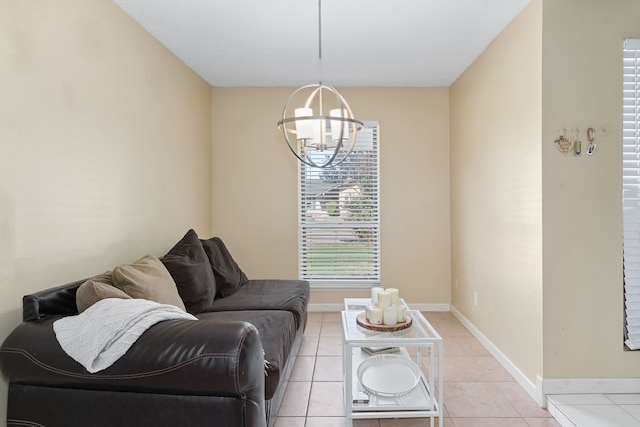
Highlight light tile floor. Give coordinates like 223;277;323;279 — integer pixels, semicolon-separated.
275;311;562;427
547;394;640;427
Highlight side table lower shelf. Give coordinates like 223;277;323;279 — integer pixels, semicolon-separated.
345;347;441;425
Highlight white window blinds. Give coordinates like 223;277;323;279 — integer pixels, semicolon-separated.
299;121;380;286
623;39;640;350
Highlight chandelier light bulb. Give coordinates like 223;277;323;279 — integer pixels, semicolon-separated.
294;108;314;140
330;109;350;142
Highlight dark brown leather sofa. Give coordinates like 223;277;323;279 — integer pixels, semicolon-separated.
0;231;310;427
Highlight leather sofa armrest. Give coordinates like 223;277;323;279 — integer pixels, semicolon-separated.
23;281;83;321
0;316;265;399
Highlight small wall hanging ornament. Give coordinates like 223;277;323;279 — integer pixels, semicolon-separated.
574;128;582;156
586;127;597;155
554;132;574;154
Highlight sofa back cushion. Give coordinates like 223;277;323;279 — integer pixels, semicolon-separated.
112;255;186;311
161;229;217;314
200;237;248;298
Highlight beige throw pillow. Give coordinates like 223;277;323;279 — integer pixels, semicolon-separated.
112;255;186;311
76;272;132;313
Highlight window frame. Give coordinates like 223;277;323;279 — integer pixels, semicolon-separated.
623;39;640;350
298;121;381;290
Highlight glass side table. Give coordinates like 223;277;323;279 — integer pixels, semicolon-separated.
341;300;443;427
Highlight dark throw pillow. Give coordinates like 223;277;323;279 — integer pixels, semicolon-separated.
200;237;248;298
161;229;217;314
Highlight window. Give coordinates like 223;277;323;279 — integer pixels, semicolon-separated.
623;39;640;350
299;121;380;287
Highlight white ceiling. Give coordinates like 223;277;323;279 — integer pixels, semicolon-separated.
112;0;530;88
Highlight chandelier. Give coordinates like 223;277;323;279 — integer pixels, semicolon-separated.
277;1;363;169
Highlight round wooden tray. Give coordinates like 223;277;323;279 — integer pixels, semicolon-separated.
356;311;412;332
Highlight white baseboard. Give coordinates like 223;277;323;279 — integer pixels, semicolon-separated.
450;305;541;406
308;303;343;312
308;303;451;312
543;378;640;395
409;303;451;312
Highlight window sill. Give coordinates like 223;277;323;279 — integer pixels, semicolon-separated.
310;283;380;292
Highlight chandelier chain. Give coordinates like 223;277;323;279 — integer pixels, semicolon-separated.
318;0;323;83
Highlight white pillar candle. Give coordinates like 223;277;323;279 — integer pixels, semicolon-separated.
387;288;399;305
395;304;406;322
378;290;392;308
371;287;384;305
365;304;375;322
383;306;398;326
368;306;384;325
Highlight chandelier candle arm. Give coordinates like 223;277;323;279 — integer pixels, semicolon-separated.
294;108;314;140
330;109;349;142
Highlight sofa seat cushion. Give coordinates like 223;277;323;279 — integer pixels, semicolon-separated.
197;310;297;400
206;280;310;330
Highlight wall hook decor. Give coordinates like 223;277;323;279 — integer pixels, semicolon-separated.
586;127;597;155
554;129;574;154
574;128;582;156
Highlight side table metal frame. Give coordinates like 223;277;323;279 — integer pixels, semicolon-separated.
341;306;443;427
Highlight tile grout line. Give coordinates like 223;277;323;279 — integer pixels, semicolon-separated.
303;352;316;426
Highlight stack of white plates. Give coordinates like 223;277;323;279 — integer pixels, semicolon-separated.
357;354;420;398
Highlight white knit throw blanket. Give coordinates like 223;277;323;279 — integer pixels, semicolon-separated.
53;298;197;373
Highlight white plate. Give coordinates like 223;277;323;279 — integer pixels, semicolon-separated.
357;354;421;398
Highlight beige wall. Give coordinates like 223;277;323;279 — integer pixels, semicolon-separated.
450;0;543;385
541;0;640;379
0;0;212;422
451;0;640;387
211;88;451;305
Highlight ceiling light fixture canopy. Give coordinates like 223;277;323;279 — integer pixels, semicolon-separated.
277;0;363;169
